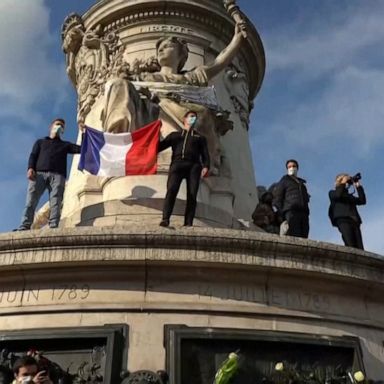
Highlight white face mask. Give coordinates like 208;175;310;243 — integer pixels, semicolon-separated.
20;376;34;384
287;167;298;176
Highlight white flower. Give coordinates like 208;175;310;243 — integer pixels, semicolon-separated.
275;362;284;371
354;371;365;382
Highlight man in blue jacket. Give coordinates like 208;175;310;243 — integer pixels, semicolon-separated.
17;118;81;230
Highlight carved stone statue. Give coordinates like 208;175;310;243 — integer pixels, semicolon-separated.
101;28;245;172
58;0;264;228
62;14;120;125
61;11;246;174
224;64;253;130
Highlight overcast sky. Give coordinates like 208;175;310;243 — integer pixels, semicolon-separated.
0;1;383;254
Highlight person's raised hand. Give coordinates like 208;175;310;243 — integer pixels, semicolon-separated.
234;20;247;39
33;371;51;384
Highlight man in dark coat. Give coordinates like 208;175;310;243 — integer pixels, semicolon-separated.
273;159;310;238
158;111;210;227
328;173;366;249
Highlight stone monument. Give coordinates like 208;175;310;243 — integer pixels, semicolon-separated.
0;1;384;383
58;0;265;229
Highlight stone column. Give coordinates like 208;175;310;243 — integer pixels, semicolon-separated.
60;0;265;228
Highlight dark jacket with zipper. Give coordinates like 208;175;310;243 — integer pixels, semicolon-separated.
28;136;81;178
158;128;210;168
273;175;310;215
328;185;366;226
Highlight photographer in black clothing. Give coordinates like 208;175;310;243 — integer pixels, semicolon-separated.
328;173;366;250
273;159;310;238
158;111;210;227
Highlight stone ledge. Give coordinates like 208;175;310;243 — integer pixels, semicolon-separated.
0;226;383;285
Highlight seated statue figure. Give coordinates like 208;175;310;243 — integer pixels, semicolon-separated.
101;23;247;173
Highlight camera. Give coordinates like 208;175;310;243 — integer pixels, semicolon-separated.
347;172;361;184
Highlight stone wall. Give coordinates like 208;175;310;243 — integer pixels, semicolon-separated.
1;227;383;380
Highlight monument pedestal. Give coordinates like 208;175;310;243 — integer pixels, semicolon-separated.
1;227;384;381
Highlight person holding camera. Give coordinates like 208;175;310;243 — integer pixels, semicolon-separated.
328;173;366;250
12;356;52;384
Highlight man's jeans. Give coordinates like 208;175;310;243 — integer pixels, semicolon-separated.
19;172;65;229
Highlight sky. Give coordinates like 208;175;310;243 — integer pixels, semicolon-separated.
0;1;383;254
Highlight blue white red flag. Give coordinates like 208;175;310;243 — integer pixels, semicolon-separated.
78;120;161;176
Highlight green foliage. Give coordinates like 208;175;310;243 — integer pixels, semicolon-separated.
214;352;239;384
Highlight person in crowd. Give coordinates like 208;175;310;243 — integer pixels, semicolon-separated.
17;118;81;230
252;190;280;234
273;159;310;238
13;356;52;384
158;111;210;227
328;173;366;250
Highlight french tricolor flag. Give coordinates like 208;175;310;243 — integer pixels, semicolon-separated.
78;120;161;176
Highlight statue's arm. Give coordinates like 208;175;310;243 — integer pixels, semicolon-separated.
202;23;245;81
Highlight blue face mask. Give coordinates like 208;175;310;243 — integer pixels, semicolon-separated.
53;124;64;136
187;116;197;126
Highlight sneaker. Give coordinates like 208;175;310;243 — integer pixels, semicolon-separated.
13;227;29;231
159;219;169;227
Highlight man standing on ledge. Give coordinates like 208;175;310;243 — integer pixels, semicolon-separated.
273;159;310;238
17;118;81;230
158;111;210;227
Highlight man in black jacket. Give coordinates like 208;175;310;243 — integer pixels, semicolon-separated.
158;111;210;227
273;159;310;238
17;118;81;230
328;173;366;249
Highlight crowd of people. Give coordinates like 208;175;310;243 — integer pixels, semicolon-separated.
252;159;366;250
14;116;366;251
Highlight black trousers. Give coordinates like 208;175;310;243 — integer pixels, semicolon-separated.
285;210;309;238
336;218;364;250
162;161;202;225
